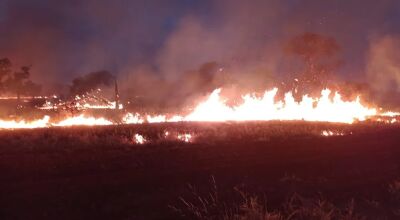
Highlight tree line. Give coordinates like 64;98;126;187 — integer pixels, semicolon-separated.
0;58;41;100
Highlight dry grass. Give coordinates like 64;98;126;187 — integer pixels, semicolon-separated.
389;179;400;216
0;120;397;151
170;177;367;220
0;121;399;219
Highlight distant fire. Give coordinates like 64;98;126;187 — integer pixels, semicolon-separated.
185;88;377;123
177;133;193;143
0;95;57;100
0;88;398;129
53;115;113;127
39;93;123;110
321;130;346;136
0;116;50;129
133;134;146;144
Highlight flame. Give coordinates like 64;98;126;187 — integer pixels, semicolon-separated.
0;115;112;129
134;134;146;144
39;93;123;110
177;133;192;142
122;113;144;124
380;111;400;117
52;115;113;127
0;95;57;100
184;88;377;124
146;115;167;123
0;116;50;129
0;88;398;129
321;130;346;136
74;101;123;110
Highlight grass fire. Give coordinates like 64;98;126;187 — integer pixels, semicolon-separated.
1;1;400;219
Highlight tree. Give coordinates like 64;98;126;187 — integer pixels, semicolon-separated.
5;66;31;101
0;58;12;91
0;58;42;102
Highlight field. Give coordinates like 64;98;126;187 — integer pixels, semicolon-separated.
0;121;400;219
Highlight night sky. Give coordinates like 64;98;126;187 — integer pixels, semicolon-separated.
0;0;399;90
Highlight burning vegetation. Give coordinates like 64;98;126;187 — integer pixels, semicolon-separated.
1;1;400;219
0;32;399;129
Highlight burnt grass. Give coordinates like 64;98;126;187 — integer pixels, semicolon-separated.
0;121;399;219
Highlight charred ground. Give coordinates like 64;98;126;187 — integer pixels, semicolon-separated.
0;122;399;219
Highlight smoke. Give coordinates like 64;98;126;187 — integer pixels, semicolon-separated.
70;71;114;96
367;35;400;92
117;0;400;107
365;35;400;109
1;0;400;107
0;0;193;83
120;62;226;108
155;0;283;85
120;0;284;106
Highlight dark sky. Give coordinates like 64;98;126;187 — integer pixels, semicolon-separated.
0;0;399;87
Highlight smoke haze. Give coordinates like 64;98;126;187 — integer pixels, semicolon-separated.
1;0;400;105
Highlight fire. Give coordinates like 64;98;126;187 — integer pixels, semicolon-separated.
122;113;144;124
146;115;167;123
321;130;346;136
0;116;50;129
74;101;123;110
177;133;192;142
134;134;146;144
380;111;400;117
164;130;193;142
185;88;377;124
0;115;112;129
53;115;113;127
0;95;57;100
39;96;123;110
0;87;398;129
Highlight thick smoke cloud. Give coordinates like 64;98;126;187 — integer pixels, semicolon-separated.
366;35;400;108
70;70;114;96
0;0;197;83
121;0;400;106
1;0;400;106
367;35;400;92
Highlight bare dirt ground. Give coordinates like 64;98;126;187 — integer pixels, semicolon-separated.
0;122;399;219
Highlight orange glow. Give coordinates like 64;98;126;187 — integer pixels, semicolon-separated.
177;133;193;142
39;93;123;110
52;115;113;127
185;88;377;124
133;134;146;144
0;88;398;129
321;130;346;136
0;116;50;129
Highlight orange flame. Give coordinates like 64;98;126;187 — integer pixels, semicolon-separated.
184;88;377;123
0;116;50;129
0;88;398;129
52;115;113;127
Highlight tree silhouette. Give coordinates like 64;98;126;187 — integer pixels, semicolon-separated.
0;58;42;102
0;58;12;91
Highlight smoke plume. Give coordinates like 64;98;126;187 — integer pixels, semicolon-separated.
70;71;114;96
1;0;400;107
367;35;400;92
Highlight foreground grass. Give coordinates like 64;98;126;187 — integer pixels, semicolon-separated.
0;121;399;219
0;120;397;150
172;177;400;220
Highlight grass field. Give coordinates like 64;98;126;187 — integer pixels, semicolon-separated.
0;121;399;219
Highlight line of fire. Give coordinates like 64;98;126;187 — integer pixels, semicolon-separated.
2;2;400;219
0;33;399;129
